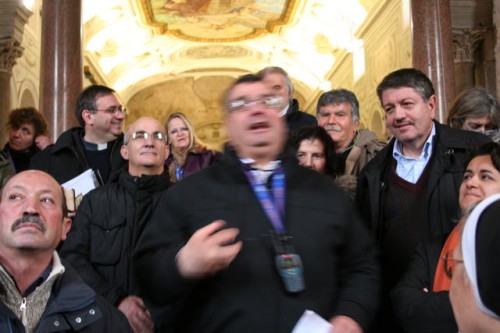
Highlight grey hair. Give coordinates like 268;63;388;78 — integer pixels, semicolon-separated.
316;89;360;122
447;87;500;129
257;66;294;99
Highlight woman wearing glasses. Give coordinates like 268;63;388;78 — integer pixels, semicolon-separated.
391;142;500;333
165;112;222;183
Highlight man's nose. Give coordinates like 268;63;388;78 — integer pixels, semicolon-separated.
326;114;337;124
393;106;406;119
114;111;125;120
23;198;40;215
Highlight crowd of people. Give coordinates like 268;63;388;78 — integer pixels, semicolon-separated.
0;65;499;333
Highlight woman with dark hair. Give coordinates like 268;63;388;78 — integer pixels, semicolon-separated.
165;112;222;183
290;126;337;177
1;107;50;173
392;142;500;333
290;126;356;200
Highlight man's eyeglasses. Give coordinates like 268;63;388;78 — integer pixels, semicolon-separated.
227;96;283;113
442;251;464;279
130;131;165;142
91;105;127;115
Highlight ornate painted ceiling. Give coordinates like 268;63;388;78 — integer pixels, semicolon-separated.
82;0;376;103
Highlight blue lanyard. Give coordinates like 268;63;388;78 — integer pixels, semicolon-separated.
243;166;286;233
175;164;184;180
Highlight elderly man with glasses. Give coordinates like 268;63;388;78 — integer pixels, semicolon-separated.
60;117;171;333
31;85;127;185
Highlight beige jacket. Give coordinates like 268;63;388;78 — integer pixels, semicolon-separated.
345;129;386;176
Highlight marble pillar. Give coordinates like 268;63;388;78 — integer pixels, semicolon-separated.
482;29;496;94
411;0;454;123
40;0;82;142
0;40;24;145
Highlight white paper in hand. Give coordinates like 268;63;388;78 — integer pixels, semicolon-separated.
291;310;333;333
62;169;99;197
62;169;100;214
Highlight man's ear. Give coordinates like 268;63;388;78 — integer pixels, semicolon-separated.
427;95;437;119
60;217;72;242
82;110;94;126
120;144;129;160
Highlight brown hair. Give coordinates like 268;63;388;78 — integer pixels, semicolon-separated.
7;107;48;137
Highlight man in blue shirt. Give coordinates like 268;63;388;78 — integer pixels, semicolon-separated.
356;68;490;332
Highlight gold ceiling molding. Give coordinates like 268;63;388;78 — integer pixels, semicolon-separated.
137;0;297;42
182;45;252;58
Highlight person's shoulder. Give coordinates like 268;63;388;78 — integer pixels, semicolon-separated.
436;123;490;148
0;149;9;162
357;129;387;147
296;109;317;123
46;127;84;153
362;139;393;168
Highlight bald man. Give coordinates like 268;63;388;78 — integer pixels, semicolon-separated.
60;117;171;333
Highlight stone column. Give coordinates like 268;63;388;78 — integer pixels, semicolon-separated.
411;0;455;122
0;40;24;145
0;0;31;145
40;0;82;141
452;28;486;95
482;29;496;94
496;0;500;101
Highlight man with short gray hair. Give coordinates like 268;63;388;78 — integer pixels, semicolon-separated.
257;66;317;135
317;88;385;176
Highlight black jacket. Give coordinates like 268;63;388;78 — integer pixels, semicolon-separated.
0;261;132;333
285;99;317;135
30;127;125;185
356;122;488;332
134;152;380;333
356;122;490;242
60;169;171;306
391;234;458;333
0;150;13;187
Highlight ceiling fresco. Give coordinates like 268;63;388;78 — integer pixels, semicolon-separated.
82;0;369;100
140;0;295;41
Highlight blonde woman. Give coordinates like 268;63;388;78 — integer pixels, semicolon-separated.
165;112;222;182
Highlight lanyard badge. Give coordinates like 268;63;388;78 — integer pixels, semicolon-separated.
243;164;306;293
272;231;306;293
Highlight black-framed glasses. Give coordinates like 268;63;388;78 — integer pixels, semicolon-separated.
227;96;283;113
91;105;127;115
442;251;464;279
130;131;165;142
